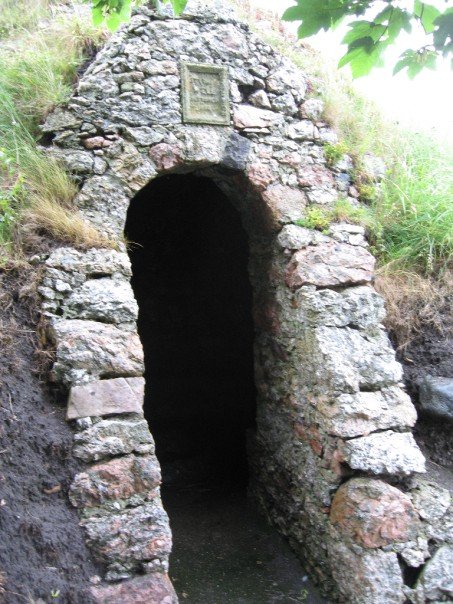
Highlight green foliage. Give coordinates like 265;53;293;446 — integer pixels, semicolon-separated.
296;199;373;232
85;0;188;31
323;141;349;166
0;0;50;39
283;1;453;77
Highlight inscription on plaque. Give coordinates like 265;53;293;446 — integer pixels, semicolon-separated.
181;63;230;126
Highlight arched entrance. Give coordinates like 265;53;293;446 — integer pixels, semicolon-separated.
124;173;323;602
125;173;256;489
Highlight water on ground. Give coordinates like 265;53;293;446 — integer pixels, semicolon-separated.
163;486;325;604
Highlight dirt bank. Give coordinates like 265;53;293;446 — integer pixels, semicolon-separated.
0;272;100;604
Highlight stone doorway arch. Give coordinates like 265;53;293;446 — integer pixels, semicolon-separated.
39;3;429;602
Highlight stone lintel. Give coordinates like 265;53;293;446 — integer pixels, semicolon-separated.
67;377;145;420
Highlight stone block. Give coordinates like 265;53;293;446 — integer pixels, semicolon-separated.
419;375;453;422
261;184;307;230
91;573;177;604
312;326;403;393
343;431;426;476
414;545;453;602
81;500;171;572
148;142;183;171
277;225;329;250
233;105;283;129
330;478;418;548
285;241;375;289
294;285;385;330
317;387;417;438
69;454;160;508
63;278;138;325
50;319;144;386
221;131;252;170
45;247;132;279
73;418;154;462
328;541;405;603
67;377;145;420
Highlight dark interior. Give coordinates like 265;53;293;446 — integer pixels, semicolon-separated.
125;174;256;490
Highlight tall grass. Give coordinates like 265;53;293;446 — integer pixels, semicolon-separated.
0;2;111;260
0;0;50;39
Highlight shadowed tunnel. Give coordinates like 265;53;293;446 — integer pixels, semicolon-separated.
125;174;257;489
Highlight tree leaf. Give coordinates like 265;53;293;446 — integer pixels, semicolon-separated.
414;1;440;34
170;0;188;16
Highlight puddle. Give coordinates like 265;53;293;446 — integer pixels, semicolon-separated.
163;486;325;604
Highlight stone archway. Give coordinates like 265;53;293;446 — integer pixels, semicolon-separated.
38;3;432;603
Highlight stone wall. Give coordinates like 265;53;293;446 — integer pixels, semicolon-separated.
38;2;452;602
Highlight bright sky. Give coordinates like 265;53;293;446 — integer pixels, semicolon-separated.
252;0;453;143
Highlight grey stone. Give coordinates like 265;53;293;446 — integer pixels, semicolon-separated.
221;132;252;171
67;377;145;420
122;126;166;146
415;546;453;602
47;148;94;174
41;108;81;132
50;319;144;386
318;387;417;438
63;278;138;324
45;247;131;279
277;225;329;250
73;418;153;462
286;120;316;141
419;376;453;422
411;480;451;522
301;98;324;121
329;541;405;603
249;89;271;109
233;105;283;129
295;285;385;329
312;326;403;393
81;499;171;573
362;153;386;181
343;431;426;476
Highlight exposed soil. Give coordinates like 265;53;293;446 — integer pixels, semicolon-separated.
0;272;100;604
396;310;453;468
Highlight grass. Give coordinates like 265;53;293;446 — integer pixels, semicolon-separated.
0;1;112;262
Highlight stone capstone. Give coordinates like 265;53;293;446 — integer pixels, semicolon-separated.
330;478;418;548
73;418;154;462
50;319;144;386
91;572;178;604
69;454;160;508
419;375;453;422
45;248;132;278
343;431;426;476
66;377;145;420
233;104;283;129
285;241;375;289
81;499;171;574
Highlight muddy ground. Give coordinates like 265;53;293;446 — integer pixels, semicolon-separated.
0;273;100;604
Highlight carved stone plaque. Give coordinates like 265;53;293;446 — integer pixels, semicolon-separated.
181;63;230;126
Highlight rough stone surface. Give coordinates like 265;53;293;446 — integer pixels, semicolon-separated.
261;184;307;230
67;377;145;420
81;499;172;574
329;541;405;603
38;2;434;601
285;241;375;289
73;418;154;462
91;573;178;604
69;454;160;508
50;319;144;386
64;278;138;324
330;479;418;548
414;545;453;602
317;387;417;438
343;431;426;476
419;375;453;422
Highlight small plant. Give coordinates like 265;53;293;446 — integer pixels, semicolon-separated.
297;206;331;231
323;141;349;167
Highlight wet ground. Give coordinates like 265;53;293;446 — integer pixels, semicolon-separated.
163;485;324;604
